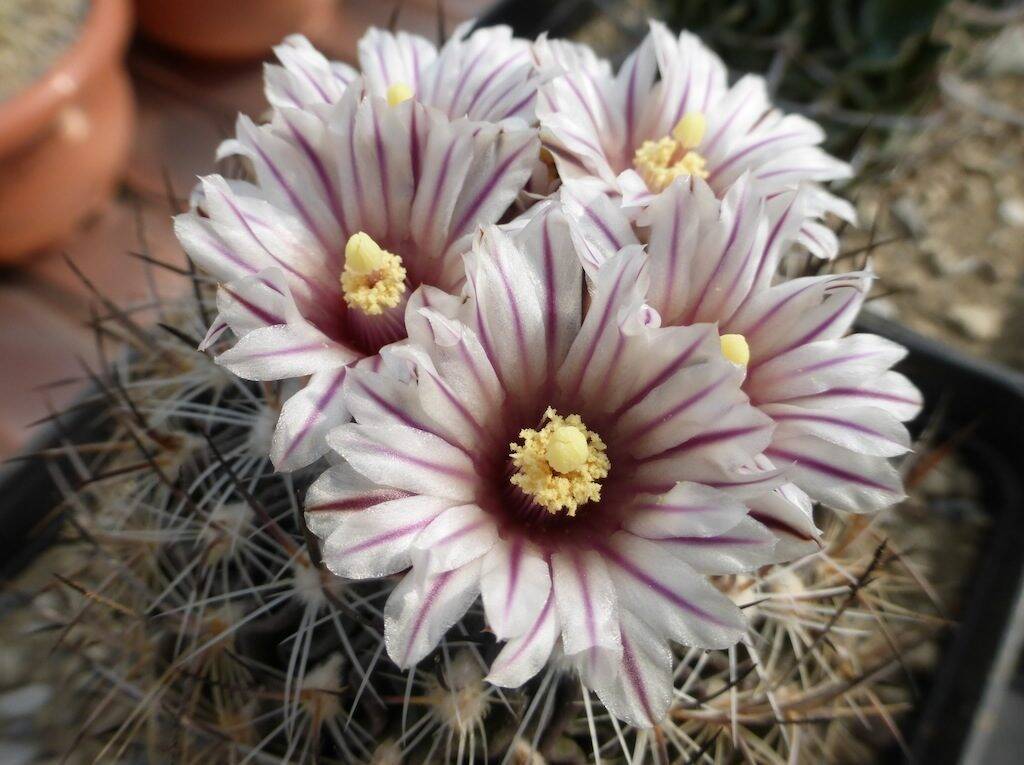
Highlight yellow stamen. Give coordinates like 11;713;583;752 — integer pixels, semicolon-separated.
340;232;407;315
510;408;609;516
720;333;750;366
386;82;414;106
633;111;710;192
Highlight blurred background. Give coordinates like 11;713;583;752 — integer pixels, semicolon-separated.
1;1;1023;762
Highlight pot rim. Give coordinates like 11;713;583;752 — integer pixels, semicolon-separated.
0;0;132;157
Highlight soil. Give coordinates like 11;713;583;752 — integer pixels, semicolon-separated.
851;20;1024;371
0;0;90;102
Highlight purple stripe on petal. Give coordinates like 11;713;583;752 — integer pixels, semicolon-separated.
766;446;898;492
281;367;347;461
749;510;815;541
708;131;805;183
491;593;554;671
598;544;735;628
448;140;534;243
342;517;435;555
614;334;707;418
402;570;455;665
624;370;732;441
620;630;656;725
222;285;286;327
250;139;333;255
639;424;766;463
307;489;413;512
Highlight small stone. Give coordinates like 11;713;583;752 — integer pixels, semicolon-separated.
864;297;899;320
0;684;51;718
949;304;1003;341
890;196;927;238
985;27;1024;76
998;198;1024;228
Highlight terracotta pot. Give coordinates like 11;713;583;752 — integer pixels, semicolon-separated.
0;0;134;263
135;0;314;61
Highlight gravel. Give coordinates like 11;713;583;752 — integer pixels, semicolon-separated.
0;0;90;103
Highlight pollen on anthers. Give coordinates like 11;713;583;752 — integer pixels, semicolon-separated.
633;111;709;192
510;408;610;516
340;232;407;315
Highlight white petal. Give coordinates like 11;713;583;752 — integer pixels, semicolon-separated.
321;496;455;579
480;540;551;640
486;590;560;688
410;504;498;577
762;402;911;458
329;423;478;501
304;461;411;539
600;533;747;649
767;434;905;513
272;365;351;471
747;487;821;561
747;334;907;404
550;550;622;660
558;246;649;404
581;610;673;728
358;27;437;97
216;322;354;381
785;370;923;423
384;560;482;667
624;481;751;540
657;516;779;575
462;226;548;392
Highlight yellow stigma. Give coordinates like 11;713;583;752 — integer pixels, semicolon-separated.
720;333;750;366
633;111;709;192
510;408;610;516
671;111;706;150
386;82;413;106
546;425;590;474
340;232;407;315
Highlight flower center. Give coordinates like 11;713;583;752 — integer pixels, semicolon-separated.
633;111;709;192
340;232;407;315
386;82;413;106
509;408;610;516
720;333;750;366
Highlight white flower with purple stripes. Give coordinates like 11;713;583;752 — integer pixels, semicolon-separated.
175;80;538;471
305;203;800;727
535;21;853;233
265;22;543;125
566;175;922;517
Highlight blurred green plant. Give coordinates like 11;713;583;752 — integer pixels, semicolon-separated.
662;0;952;151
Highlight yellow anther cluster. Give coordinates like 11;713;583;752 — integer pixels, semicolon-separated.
386;82;413;106
720;333;750;366
510;408;610;516
340;231;407;315
633;111;709;192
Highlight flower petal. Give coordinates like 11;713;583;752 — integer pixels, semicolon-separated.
329;423;478;501
384;560;482;667
656;516;779;575
410;504;497;577
271;365;351;471
486;590;560;688
321;496;455;578
480;539;551;641
747;334;907;404
599;533;747;649
551;550;622;662
581;610;673;729
624;481;752;540
216;322;354;381
762;402;911;458
767;434;905;513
